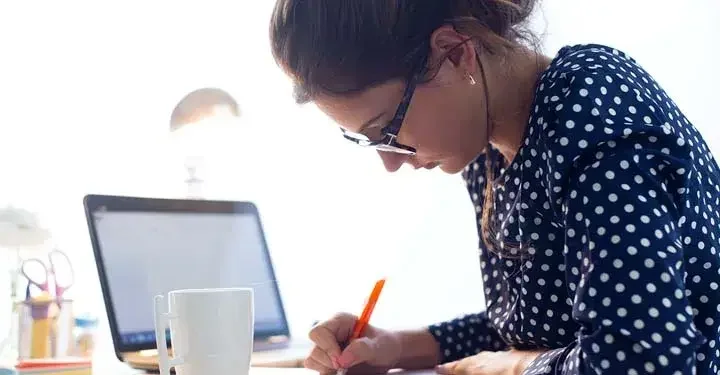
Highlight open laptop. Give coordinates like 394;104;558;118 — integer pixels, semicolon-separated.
83;194;310;371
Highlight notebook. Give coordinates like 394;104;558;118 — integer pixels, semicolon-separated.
15;358;91;375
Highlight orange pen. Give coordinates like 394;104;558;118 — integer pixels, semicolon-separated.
337;278;386;375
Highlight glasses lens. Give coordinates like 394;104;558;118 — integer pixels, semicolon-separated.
375;144;415;155
343;123;389;142
49;251;74;287
343;130;370;142
342;128;414;154
22;259;47;285
342;131;376;147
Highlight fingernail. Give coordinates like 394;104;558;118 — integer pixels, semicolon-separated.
331;356;340;369
338;353;354;368
435;365;447;374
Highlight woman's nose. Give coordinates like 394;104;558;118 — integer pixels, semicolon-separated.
377;150;409;172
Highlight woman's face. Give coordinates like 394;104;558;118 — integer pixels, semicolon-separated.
313;28;490;174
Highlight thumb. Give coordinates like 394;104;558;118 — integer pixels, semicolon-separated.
337;337;377;369
435;360;459;375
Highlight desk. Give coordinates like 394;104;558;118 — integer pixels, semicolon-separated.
251;347;307;368
115;345;309;372
91;347;436;375
95;361;314;375
97;360;436;375
88;333;434;375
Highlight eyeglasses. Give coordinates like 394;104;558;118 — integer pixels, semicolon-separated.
341;76;419;155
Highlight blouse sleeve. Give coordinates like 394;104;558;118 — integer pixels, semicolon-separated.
429;312;508;363
523;149;707;375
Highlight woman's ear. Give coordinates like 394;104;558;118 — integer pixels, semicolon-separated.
428;25;478;73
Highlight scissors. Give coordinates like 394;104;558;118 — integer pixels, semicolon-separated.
21;249;75;300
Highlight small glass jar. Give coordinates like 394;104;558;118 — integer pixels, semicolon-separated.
16;297;74;360
72;316;97;358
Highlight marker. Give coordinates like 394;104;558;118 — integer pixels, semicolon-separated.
337;278;386;375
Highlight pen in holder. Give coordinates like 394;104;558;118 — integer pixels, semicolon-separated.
17;296;74;359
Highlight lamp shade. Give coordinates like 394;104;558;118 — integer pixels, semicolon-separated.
0;206;51;248
169;87;240;132
167;87;242;162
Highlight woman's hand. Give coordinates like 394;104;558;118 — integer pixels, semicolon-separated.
305;313;403;374
435;350;544;375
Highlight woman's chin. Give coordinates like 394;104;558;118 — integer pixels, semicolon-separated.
439;162;465;175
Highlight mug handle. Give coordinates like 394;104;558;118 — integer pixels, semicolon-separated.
153;295;184;375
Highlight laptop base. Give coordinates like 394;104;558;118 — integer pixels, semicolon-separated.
121;340;308;372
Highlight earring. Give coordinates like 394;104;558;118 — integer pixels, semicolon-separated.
467;73;476;85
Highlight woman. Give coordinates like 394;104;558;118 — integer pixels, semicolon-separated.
269;1;720;374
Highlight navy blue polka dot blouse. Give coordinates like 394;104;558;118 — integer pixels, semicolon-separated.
428;44;720;374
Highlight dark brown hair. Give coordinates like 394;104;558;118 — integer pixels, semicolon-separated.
269;0;538;254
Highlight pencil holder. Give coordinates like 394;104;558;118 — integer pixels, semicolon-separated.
16;297;74;359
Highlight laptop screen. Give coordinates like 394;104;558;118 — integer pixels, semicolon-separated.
88;200;289;348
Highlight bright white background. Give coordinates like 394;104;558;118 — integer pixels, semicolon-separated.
0;0;718;357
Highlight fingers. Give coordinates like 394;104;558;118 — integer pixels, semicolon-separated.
436;357;480;375
338;336;376;369
304;356;334;375
435;360;459;375
325;312;358;343
309;324;343;360
308;313;358;366
309;313;357;354
310;346;338;370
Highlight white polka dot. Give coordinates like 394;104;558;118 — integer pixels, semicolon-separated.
443;49;720;367
664;322;676;333
644;362;655;373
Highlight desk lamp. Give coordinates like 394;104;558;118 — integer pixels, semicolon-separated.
169;87;241;199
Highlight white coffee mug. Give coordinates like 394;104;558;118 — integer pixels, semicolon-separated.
153;287;254;375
